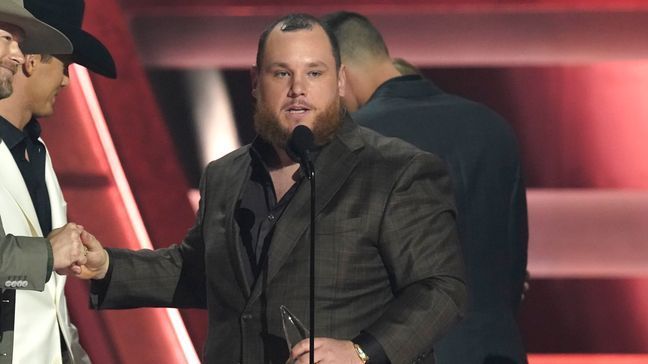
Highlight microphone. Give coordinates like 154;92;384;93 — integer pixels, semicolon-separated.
287;125;315;180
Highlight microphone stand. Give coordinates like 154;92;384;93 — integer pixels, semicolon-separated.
287;125;316;364
305;159;316;364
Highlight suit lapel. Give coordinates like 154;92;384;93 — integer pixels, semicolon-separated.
45;142;71;350
0;140;42;237
43;142;67;230
42;142;68;301
248;118;364;303
224;149;255;298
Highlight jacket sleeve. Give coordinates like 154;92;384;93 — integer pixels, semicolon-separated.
90;169;209;310
0;217;52;292
365;153;467;363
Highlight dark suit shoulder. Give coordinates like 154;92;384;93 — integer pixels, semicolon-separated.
367;94;512;136
432;94;516;139
353;80;521;168
204;145;251;175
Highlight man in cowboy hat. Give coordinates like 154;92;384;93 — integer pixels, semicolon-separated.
0;0;71;92
0;0;115;362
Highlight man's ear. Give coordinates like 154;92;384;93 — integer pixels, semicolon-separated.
22;54;39;77
250;65;258;99
338;64;347;98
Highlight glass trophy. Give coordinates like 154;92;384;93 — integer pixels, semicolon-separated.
280;305;310;354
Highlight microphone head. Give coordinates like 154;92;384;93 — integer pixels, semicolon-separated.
287;125;315;162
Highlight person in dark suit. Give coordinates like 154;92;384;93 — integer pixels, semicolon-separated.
322;11;529;364
77;13;466;364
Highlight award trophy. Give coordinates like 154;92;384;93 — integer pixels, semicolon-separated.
280;305;309;356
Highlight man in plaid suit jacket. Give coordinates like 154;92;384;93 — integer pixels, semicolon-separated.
78;13;466;364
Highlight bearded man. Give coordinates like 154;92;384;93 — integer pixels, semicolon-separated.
78;13;466;364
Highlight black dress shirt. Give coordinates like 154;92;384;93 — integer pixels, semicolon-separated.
236;138;303;281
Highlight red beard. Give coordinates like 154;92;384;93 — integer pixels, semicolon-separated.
253;97;344;148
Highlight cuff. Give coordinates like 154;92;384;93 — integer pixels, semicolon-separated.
45;238;53;282
352;331;390;364
89;249;114;308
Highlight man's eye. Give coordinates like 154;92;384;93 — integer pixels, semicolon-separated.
308;71;322;77
274;71;289;78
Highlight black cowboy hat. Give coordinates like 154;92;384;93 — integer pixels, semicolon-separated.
0;0;72;54
24;0;116;78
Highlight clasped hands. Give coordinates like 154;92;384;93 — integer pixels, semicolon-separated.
47;222;109;280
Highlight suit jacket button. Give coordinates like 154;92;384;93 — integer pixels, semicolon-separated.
241;314;252;320
4;281;10;288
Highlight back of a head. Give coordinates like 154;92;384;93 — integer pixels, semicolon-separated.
321;11;390;64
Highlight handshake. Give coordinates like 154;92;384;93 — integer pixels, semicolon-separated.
47;223;110;280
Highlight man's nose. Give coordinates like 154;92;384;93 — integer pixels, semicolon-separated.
288;74;306;97
9;40;25;66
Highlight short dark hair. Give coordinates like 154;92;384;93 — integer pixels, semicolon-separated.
255;13;341;71
321;11;390;62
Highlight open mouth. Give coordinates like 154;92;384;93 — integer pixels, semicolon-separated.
285;105;312;117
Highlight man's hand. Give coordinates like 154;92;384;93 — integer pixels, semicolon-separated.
290;338;363;364
48;223;87;275
75;230;110;280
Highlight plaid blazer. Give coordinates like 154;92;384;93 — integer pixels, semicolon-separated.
96;117;466;363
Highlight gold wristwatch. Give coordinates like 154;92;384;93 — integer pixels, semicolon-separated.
353;343;370;363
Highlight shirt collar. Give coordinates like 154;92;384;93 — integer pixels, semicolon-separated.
24;118;42;142
250;136;279;170
0;116;42;150
0;116;26;150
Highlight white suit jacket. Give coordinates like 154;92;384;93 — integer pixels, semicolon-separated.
0;138;90;364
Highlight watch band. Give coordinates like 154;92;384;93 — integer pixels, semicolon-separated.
353;343;370;363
